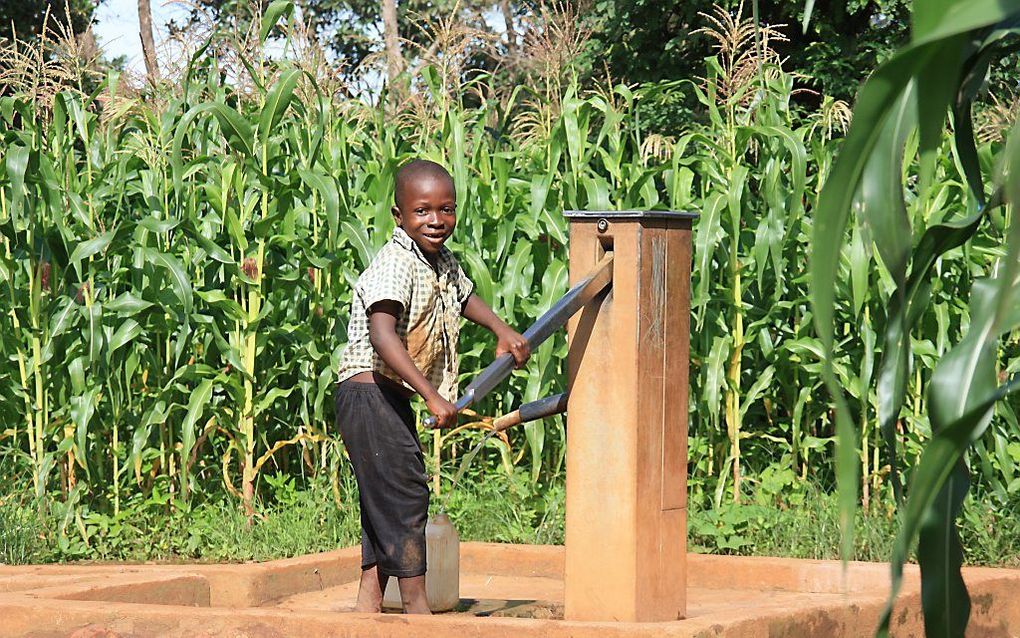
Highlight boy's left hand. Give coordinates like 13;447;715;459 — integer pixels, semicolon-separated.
495;329;530;368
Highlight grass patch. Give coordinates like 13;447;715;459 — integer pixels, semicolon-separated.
689;495;898;562
439;469;565;545
2;476;362;564
0;495;43;565
689;488;1020;568
4;474;1019;568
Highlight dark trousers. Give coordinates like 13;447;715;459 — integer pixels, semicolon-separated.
335;379;429;578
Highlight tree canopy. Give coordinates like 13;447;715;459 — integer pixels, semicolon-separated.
173;0;504;80
1;0;97;41
580;0;911;103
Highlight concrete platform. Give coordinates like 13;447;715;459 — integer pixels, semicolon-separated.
2;543;1019;637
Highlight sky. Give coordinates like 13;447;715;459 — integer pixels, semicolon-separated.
93;0;189;74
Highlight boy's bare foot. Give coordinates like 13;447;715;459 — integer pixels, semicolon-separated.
398;575;432;614
353;565;388;613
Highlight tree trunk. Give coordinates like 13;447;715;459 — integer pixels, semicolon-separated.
500;0;517;55
381;0;404;93
138;0;160;83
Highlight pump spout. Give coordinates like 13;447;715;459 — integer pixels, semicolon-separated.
491;392;569;432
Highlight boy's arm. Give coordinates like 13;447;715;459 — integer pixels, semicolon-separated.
368;301;458;428
462;293;531;368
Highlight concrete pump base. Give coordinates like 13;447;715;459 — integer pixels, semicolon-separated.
2;543;1019;637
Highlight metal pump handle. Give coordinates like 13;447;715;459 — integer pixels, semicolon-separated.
423;253;613;428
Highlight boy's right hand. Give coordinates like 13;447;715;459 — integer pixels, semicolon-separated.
425;394;458;429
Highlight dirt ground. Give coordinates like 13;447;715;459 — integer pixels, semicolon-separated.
3;543;1020;637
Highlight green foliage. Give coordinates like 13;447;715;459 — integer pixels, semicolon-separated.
809;0;1020;635
173;0;501;81
0;13;667;528
582;0;911;121
0;497;42;565
689;485;901;562
441;469;565;545
15;476;361;563
11;473;1020;569
0;469;558;562
2;13;1020;618
691;481;1020;569
0;0;96;41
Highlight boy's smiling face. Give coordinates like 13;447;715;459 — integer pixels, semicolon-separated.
392;173;457;259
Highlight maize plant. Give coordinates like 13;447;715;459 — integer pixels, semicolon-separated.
811;0;1020;635
0;1;1018;567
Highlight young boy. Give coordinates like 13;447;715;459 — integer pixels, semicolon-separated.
335;159;530;614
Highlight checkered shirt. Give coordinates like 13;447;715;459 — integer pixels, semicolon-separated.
336;226;475;400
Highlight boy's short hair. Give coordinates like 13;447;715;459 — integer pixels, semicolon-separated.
394;159;455;208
